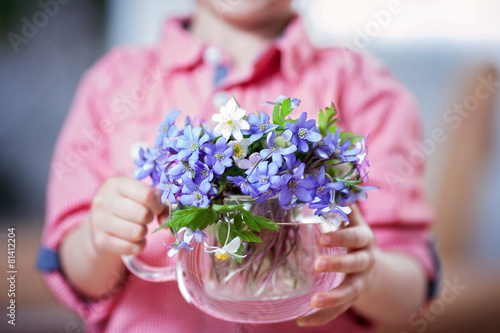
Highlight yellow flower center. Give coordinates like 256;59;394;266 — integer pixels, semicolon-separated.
233;145;245;158
215;253;229;260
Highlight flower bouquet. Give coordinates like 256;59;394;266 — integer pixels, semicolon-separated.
129;96;376;323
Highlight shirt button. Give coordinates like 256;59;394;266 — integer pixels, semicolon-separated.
212;91;231;109
203;46;222;66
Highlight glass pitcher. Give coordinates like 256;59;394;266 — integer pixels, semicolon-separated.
122;196;345;324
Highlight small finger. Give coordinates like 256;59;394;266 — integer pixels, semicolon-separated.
310;274;364;309
320;227;373;249
111;197;154;225
315;251;373;273
93;232;146;255
101;215;148;243
117;179;165;215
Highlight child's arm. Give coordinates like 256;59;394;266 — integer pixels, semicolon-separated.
297;205;426;326
59;177;165;298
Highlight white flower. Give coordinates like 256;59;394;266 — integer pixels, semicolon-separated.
228;138;252;161
204;237;246;260
212;98;249;141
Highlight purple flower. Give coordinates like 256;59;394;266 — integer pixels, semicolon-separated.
204;137;234;175
164;241;193;257
310;167;344;213
314;132;336;159
181;227;207;244
245;112;279;141
179;176;211;208
237;152;262;170
260;131;297;167
338;185;378;206
159;172;180;204
227;175;254;196
176;125;210;162
255;189;277;203
168;160;195;179
320;205;352;225
354;135;370;180
264;95;301;108
278;163;317;206
331;129;360;162
158;109;181;136
133;147;160;184
284;112;322;153
194;162;214;184
155;109;181;147
247;161;280;194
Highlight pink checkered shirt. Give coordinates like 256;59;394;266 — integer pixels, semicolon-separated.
40;16;435;333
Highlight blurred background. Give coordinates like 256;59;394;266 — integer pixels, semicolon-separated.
0;0;499;332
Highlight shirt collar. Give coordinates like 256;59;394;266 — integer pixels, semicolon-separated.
158;15;316;81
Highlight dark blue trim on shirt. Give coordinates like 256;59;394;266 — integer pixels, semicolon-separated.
37;246;60;272
214;64;228;87
427;235;441;299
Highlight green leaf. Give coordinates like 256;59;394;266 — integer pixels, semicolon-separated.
234;213;243;231
318;109;327;135
272;103;281;125
280;98;293;120
160;206;218;231
252;214;279;230
241;209;279;232
196;206;218;230
218;222;229;246
342;179;363;186
212;204;244;213
238;230;263;243
241;210;261;232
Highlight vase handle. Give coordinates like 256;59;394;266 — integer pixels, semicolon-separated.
121;254;177;282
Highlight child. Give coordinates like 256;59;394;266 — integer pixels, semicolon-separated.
38;0;437;332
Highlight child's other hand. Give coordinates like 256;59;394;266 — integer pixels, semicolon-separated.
297;204;376;327
88;177;166;256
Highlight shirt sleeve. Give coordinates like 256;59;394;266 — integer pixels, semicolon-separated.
37;50;123;324
339;50;437;284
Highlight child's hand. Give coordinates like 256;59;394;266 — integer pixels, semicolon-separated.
89;177;166;256
297;204;376;327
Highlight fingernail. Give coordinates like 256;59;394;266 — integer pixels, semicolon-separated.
314;295;325;307
316;258;329;271
321;234;332;245
297;318;308;327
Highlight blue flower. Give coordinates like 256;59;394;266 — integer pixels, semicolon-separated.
133;147;161;185
310;167;344;213
159;172;180;204
194;162;214;184
158;109;181;136
204;137;234;175
247;161;280;194
278;163;317;206
168;160;195;179
264;95;301;108
227;175;254;196
314;132;336;159
260;131;297;167
284;112;322;153
180;227;207;244
245;112;279;141
164;241;193;257
155;109;181;147
331;129;360;162
179;176;211;208
176;125;210;162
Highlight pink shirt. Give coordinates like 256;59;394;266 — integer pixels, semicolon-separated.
40;16;435;333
